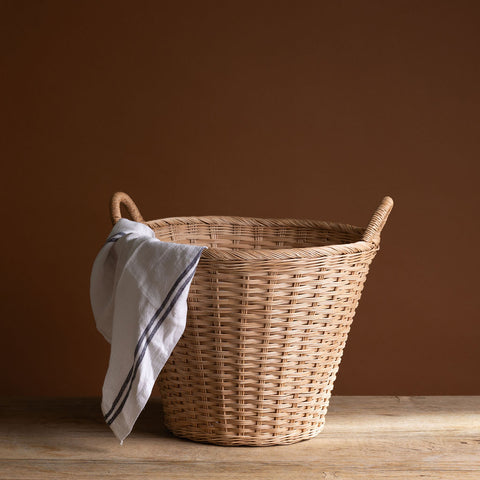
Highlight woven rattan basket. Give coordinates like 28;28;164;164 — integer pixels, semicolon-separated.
110;192;393;446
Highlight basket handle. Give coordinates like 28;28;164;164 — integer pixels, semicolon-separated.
362;196;394;245
110;192;145;225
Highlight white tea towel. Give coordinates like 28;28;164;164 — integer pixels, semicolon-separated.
90;218;206;442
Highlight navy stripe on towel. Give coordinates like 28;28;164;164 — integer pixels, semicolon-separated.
103;249;203;425
106;232;127;243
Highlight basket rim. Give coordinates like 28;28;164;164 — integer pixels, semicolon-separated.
145;215;378;261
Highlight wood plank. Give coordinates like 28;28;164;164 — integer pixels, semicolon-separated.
1;396;479;479
3;459;480;480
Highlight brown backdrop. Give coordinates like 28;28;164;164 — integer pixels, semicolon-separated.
1;1;479;397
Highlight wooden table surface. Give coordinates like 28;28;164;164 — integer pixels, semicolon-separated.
1;396;479;479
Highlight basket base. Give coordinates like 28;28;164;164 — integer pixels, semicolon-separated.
164;419;326;447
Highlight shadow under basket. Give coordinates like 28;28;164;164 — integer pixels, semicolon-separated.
110;193;394;446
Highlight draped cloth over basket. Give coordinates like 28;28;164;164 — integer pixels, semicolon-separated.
90;217;205;442
105;192;393;446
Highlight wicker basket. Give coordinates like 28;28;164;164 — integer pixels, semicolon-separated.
110;193;393;446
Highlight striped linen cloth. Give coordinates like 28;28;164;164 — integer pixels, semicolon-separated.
90;218;206;442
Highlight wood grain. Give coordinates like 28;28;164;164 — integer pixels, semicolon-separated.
1;396;479;479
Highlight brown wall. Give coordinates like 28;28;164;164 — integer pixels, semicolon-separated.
1;1;479;397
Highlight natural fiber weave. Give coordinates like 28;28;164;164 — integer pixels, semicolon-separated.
110;193;393;446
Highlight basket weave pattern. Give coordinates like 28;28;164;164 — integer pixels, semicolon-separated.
110;194;393;446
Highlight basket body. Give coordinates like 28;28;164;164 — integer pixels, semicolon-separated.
150;216;380;446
